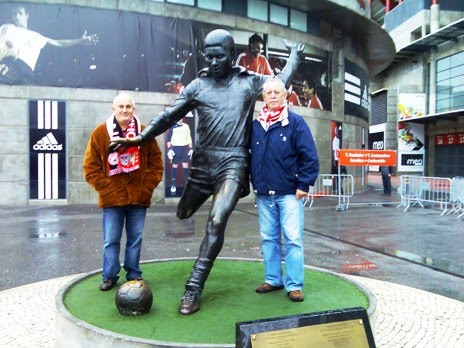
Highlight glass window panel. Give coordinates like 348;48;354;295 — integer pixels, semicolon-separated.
436;97;450;106
436;98;450;112
436;70;450;83
248;0;268;21
450;76;464;88
435;52;464;112
270;4;288;26
436;57;450;72
436;88;450;99
198;0;222;11
290;9;306;31
436;85;451;94
450;64;464;78
453;93;464;109
167;0;194;5
452;86;464;104
450;51;464;66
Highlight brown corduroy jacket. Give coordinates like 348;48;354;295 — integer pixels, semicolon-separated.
83;123;163;208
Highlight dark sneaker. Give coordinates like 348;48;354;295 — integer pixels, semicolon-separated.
255;283;285;294
178;290;201;315
288;290;304;302
99;279;116;291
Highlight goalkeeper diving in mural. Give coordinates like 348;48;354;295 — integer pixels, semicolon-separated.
0;6;98;85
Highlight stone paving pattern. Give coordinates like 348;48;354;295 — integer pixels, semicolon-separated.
0;274;463;347
0;195;463;347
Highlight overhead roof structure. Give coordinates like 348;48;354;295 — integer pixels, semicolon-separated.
392;18;464;65
272;0;396;76
399;109;464;124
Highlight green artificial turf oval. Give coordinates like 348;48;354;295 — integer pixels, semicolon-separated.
63;259;369;345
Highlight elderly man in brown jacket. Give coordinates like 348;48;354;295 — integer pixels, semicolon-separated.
83;93;163;291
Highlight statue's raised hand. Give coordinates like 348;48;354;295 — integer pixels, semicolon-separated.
283;39;305;55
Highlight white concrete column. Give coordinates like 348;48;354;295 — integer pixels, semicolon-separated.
429;53;436;114
430;4;440;33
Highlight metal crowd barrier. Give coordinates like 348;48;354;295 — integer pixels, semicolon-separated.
308;174;354;210
397;175;453;214
446;176;464;219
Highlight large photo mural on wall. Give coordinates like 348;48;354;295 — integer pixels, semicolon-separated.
0;2;332;105
0;2;196;90
233;31;331;110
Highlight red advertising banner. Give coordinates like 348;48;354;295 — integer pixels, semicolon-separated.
339;149;397;166
434;133;464;146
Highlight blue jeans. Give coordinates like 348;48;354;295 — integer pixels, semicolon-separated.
102;206;147;282
256;194;304;291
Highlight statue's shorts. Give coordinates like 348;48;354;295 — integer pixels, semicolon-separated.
188;145;250;198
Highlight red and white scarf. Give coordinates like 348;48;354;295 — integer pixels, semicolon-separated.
106;114;141;176
258;101;288;131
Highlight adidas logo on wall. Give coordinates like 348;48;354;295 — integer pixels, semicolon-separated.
33;132;63;151
29;99;66;200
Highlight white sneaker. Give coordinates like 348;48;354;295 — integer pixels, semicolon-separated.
170;186;176;193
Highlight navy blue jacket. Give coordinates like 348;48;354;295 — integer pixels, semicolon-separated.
250;111;319;195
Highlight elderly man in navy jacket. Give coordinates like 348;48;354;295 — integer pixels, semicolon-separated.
251;78;319;302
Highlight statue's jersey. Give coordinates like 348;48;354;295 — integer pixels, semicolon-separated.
148;67;267;149
184;69;266;148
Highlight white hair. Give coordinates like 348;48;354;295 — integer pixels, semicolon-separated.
262;78;287;94
113;93;135;107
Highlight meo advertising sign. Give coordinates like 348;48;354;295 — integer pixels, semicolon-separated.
398;151;424;172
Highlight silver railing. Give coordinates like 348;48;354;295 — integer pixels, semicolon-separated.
397;175;453;214
308;174;354;210
446;176;464;219
307;173;462;219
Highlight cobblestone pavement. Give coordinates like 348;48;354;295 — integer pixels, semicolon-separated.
0;199;463;347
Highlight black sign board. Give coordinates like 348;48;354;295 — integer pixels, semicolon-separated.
236;307;376;348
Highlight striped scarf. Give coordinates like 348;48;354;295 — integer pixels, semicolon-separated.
106;114;141;176
258;102;288;131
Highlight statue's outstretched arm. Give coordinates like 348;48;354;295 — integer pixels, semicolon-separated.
140;96;194;140
109;94;195;151
277;40;305;88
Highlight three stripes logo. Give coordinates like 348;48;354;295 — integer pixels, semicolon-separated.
33;132;63;151
29;100;66;200
344;71;362;105
344;60;370;111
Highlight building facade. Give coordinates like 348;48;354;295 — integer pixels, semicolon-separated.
0;0;395;206
370;0;464;177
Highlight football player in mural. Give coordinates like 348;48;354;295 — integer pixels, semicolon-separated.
235;32;273;76
287;84;301;106
110;29;304;315
0;6;98;85
166;118;193;195
302;79;323;109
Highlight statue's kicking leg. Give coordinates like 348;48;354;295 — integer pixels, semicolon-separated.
178;179;241;315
